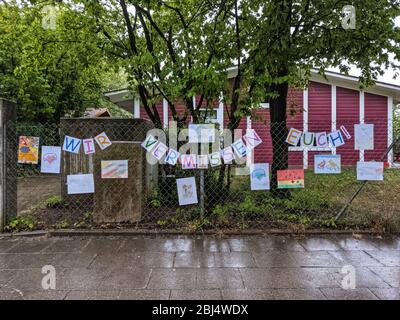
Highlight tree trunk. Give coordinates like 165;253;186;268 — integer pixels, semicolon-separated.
269;80;289;198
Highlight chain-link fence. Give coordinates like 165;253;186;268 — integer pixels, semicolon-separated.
5;117;400;233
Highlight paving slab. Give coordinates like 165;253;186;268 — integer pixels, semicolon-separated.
0;270;18;286
369;288;400;300
119;289;170;300
98;268;151;290
334;236;380;251
65;290;120;300
43;238;91;253
368;267;400;288
6;238;56;254
321;288;378;300
0;240;19;253
239;267;340;289
82;237;126;254
367;237;400;251
289;251;342;267
170;289;222;300
0;253;56;269
213;252;257;268
147;269;196;290
327;250;384;267
327;267;392;288
365;250;400;267
0;235;398;300
174;252;215;268
221;288;326;300
297;237;342;251
195;268;244;289
230;236;305;252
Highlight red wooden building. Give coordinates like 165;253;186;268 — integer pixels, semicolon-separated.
105;69;400;168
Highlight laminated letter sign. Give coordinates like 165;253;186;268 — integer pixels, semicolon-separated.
83;138;96;154
141;134;158;152
328;130;345;148
315;132;328;148
197;155;209;169
286;128;302;146
176;177;198;206
301;132;315;148
232;139;249;158
221;146;235;164
62;135;81;154
209;152;222;167
152;142;168;160
181;154;197;169
165;148;180;165
355;124;374;150
40;146;61;174
250;163;270;190
243;130;262;150
94;132;112;150
357;161;383;181
340;125;352;140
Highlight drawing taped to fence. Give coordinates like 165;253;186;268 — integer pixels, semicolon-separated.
5;116;400;232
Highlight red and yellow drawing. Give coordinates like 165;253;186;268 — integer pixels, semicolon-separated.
18;136;39;164
277;169;304;189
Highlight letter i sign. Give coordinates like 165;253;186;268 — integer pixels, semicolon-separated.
94;132;112;150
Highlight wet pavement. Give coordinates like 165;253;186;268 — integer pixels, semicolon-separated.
0;234;398;300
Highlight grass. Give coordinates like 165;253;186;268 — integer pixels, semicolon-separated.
8;168;400;233
156;168;400;233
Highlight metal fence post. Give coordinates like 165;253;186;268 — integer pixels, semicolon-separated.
0;98;17;231
199;169;205;219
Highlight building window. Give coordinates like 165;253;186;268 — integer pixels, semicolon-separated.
199;109;218;124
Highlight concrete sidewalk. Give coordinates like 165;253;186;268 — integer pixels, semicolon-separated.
0;234;398;300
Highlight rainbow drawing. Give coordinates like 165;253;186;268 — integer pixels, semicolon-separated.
101;160;128;179
277;169;304;189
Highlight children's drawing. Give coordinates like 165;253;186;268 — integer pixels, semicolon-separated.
18;136;39;164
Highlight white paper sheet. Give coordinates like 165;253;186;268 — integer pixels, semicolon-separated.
250;163;270;190
67;174;95;194
40;146;61;174
176;177;198;206
355;124;374;150
356;161;384;181
188;124;215;143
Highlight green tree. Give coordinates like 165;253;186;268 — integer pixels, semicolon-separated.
229;0;400;192
84;0;400;194
0;0;111;122
83;0;234;129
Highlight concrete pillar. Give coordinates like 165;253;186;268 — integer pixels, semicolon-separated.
0;98;17;231
93;142;144;223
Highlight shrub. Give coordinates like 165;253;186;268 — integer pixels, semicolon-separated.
5;215;41;232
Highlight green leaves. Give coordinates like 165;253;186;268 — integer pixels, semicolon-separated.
0;1;114;122
1;0;398;124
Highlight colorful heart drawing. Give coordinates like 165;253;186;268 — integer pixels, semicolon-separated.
44;153;57;164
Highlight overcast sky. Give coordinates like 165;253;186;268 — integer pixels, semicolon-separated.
328;16;400;85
